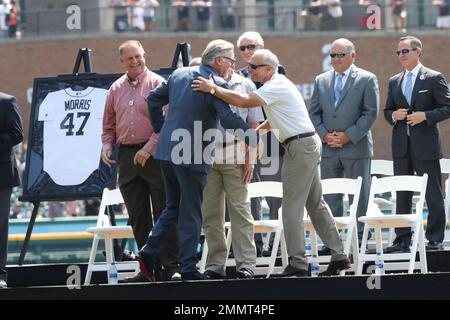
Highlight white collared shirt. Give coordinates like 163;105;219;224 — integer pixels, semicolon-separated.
402;62;422;94
334;64;353;90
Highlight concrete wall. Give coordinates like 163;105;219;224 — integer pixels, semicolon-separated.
1;33;449;159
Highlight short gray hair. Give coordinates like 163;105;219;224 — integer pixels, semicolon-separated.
237;31;264;48
254;49;279;71
201;39;234;66
400;36;422;50
332;38;356;53
118;40;144;56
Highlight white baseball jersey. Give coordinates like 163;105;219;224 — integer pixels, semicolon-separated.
38;87;108;186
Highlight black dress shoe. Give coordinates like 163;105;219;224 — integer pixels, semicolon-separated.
103;249;136;262
120;270;153;283
318;246;331;256
204;270;225;279
271;264;308;278
385;240;410;253
319;258;351;276
236;268;255;279
181;270;210;281
426;241;444;251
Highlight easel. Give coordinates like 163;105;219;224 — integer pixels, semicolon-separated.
171;42;190;68
18;48;100;265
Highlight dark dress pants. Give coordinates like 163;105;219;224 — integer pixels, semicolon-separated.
141;161;207;274
393;139;446;243
0;189;12;282
118;145;179;270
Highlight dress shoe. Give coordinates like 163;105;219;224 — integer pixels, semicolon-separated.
103;249;136;262
426;241;444;251
271;264;308;278
236;268;255;279
262;248;281;257
204;269;225;279
170;272;182;281
385;239;410;253
318;246;331;256
121;252;155;283
0;280;7;288
319;258;351;276
120;270;153;283
181;270;210;281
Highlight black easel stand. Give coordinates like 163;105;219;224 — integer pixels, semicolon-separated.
18;48;96;266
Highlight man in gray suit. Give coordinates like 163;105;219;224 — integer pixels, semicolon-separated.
309;38;379;247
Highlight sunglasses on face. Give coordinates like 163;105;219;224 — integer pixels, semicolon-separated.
239;44;257;52
248;63;268;70
396;48;417;56
329;52;349;59
221;56;236;64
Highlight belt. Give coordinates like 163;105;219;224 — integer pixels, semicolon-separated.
120;143;146;149
282;132;315;146
222;139;239;148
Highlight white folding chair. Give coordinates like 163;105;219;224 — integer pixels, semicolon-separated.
439;159;450;224
304;177;363;275
199;181;287;278
357;174;428;275
370;159;397;246
84;188;139;285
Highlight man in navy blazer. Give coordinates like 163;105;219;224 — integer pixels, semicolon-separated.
0;92;23;288
130;39;259;281
384;36;450;252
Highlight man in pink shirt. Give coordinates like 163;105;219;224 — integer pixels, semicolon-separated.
102;40;179;281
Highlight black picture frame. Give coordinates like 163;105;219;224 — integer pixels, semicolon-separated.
21;73;123;202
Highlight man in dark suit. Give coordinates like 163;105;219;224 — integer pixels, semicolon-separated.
127;39;259;281
384;35;450;252
0;92;23;288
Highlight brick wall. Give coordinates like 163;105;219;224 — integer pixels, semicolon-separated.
1;34;449;159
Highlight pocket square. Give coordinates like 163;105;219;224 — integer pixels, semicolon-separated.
418;90;428;93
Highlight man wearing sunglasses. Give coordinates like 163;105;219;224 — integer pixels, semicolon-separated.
125;39;259;282
192;49;350;277
384;36;450;252
237;31;286;258
309;38;379;254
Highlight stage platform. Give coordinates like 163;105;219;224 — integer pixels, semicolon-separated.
1;249;450;301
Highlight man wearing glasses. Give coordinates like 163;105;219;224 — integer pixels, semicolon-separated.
193;49;350;277
237;31;286;258
125;40;259;282
309;38;379;254
384;36;450;252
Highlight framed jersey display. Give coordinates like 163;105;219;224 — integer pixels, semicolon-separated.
22;73;122;201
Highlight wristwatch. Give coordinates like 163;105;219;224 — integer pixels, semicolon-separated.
210;85;216;95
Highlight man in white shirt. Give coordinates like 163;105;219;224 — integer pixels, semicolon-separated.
193;49;350;277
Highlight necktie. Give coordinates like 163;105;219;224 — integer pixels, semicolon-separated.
334;73;344;107
404;72;413;136
404;72;413;105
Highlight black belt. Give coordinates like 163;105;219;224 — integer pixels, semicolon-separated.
282;132;315;146
222;139;239;148
120;143;146;149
